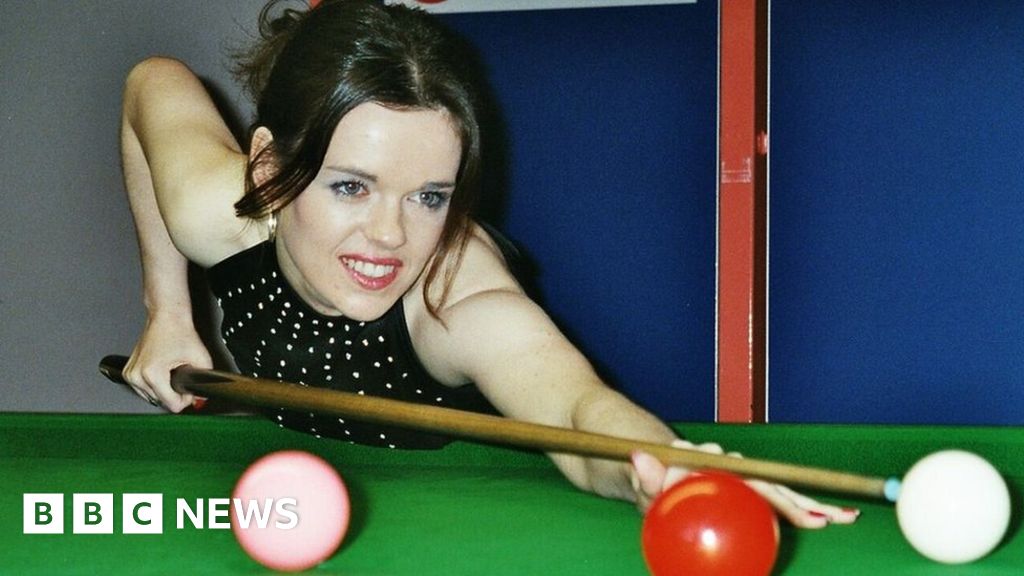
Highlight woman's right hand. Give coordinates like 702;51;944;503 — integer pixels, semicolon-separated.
123;313;212;412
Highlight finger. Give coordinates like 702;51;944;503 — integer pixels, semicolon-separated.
773;484;861;524
632;451;668;497
631;451;669;512
663;464;689;488
671;439;695;450
748;480;829;529
152;387;194;413
129;386;160;407
672;439;726;456
136;366;191;413
658;440;719;488
123;356;162;406
694;442;725;455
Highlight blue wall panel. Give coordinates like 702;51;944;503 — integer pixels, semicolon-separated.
769;1;1024;424
442;4;719;421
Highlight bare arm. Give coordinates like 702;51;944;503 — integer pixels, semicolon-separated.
410;231;861;527
122;57;250;264
428;288;676;499
408;231;674;498
121;96;192;327
119;57;255;410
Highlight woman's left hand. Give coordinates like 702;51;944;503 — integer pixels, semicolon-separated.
630;440;861;529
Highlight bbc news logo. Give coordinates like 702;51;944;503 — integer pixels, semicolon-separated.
23;493;297;534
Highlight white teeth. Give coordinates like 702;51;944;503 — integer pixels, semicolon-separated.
343;258;395;279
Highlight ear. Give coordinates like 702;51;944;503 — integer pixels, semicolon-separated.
249;126;277;187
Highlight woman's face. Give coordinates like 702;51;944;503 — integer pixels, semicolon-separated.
276;102;462;321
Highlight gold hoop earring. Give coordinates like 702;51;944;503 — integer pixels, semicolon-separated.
267;211;278;243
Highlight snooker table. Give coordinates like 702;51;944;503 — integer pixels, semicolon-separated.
1;413;1021;575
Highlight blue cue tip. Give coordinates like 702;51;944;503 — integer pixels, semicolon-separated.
884;477;902;503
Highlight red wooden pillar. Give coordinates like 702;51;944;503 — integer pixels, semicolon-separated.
717;0;768;422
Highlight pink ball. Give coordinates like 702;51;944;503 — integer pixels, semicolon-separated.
231;451;350;572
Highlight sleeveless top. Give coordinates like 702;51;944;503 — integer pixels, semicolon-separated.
207;241;496;449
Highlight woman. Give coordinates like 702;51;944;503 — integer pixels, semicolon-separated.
120;0;856;526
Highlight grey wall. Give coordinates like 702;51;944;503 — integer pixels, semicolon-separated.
1;1;263;412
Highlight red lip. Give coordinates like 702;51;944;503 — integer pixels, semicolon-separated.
339;255;403;291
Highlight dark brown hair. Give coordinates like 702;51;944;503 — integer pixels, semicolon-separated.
233;0;482;319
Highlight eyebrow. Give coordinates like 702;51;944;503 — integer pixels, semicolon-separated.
323;166;456;190
323;166;378;184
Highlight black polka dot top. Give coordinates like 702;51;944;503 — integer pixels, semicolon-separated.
207;241;496;449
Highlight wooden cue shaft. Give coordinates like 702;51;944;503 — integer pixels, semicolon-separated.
100;355;892;500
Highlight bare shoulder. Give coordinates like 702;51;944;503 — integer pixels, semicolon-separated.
407;223;524;317
405;224;545;384
440;223;523;304
124;57;264;266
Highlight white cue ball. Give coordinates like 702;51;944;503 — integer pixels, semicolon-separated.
896;450;1011;564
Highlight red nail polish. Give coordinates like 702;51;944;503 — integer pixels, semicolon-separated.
809;511;829;520
192;397;208;411
844;507;861;516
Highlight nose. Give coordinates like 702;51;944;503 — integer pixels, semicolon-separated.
363;198;406;249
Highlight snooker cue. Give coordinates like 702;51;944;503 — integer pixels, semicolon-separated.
99;354;899;502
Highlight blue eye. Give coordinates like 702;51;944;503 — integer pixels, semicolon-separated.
330;180;365;197
417;191;451;210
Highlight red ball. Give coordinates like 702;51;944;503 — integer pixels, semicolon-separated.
642;471;779;576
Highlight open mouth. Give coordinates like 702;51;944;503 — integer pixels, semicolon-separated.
340;256;401;290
